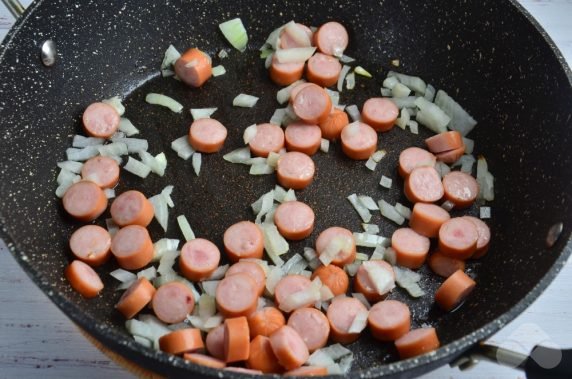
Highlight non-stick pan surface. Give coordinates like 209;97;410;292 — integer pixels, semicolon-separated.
1;0;571;377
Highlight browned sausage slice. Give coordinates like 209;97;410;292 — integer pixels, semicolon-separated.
425;131;463;154
311;264;349;296
315;226;356;267
306;52;342;88
62;181;108;222
361;98;399;132
395;328;440;359
292;83;332;124
224;316;250;363
110;190;154;227
434;270;476;311
276;151;315;190
189;118;228;153
314;21;349;56
179;238;221;281
270;56;305;86
246;335;284;374
391;228;430;269
249;123;285;158
216;272;258;317
287;307;330;352
274;274;312;308
409;202;451;238
284;122;322;156
319;108;349;141
65;260;104;298
183;353;226;369
279;23;313;49
340;121;378;160
404;166;444;203
69;225;111;267
152;282;195;324
223;221;264;262
442;171;479;209
269;325;309;370
428;251;466;278
438;217;479;260
273;200;315;240
115;277;156;319
206;324;225;360
174;48;212;87
110;225;154;270
436;146;465;163
353;260;395;302
248;307;286;339
462;216;491;259
82;102;120;138
226;261;267;296
367;300;411;341
159;328;204;355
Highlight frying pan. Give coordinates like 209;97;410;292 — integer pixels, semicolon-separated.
1;0;571;377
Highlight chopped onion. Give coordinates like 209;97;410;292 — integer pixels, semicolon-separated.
345;72;356;90
212;65;226;77
382;76;399;89
272;185;288;203
126;317;169;344
110;137;147;153
362;223;380;235
124;156;151;178
339;54;355;63
201;281;220;297
279;277;322;312
387;71;427;95
259;48;273;59
319;236;352;266
261;224;288;266
325;88;340;106
191;152;202;176
156;251;180;281
177;215;196;241
145;93;183;113
338;354;354;374
452;154;476;174
358;195;379;211
57;167;78;186
352;292;371;309
190;107;217;120
307;350;336;367
66;146;99;161
424;84;436;102
347;194;372;223
106;218;120;238
138;150;167;176
380;88;392;97
348;309;369;333
355;252;369;261
254;190;275;223
415;97;450;134
72;135;104;148
463;137;475;155
320;285;335;302
379;175;392;189
118;118;140;136
434;161;451;178
370;245;386;260
246;157;267;166
395;107;410;130
203;315;224;330
408;120;419;134
219;18;248;52
102;96;125;116
394;266;425;297
317;344;353;361
441;200;455;212
344;261;361;277
218;49;229;59
283;189;297;202
161;69;175;78
198;294;217;320
269;108;287;126
132;335;153;348
263;24;285;50
354;66;372;78
477;156;495;201
345;105;361;122
104;188;115;199
242;124;258;145
137;266;157;281
223;147;251;164
161;44;181;71
57;160;83;174
277;80;306;104
264;53;273;69
265;266;285;295
379;199;405;225
266;152;281;168
480;206;492;219
363;261;395;294
283;21;312;47
435;90;477;136
392;82;411;98
303;247;317;262
353;232;390;248
149;193;169;231
389;96;417;109
392;203;411;220
320;139;330;153
282;253;307;275
250;162;274;175
371;150;387;162
111;268;137;283
171;135;195;160
97;142;128;157
365;157;377;171
152;238;179;262
275;47;316;63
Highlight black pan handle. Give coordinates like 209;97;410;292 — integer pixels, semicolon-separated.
1;0;25;18
524;345;572;379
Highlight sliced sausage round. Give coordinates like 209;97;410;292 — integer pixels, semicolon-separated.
62;181;108;222
81;156;120;189
248;307;286;339
188;118;227;153
65;260;104;298
276;151;315;190
311;264;349;296
435;270;476;311
248;123;285;158
269;325;309;370
292;83;332;124
216;272;258;318
110;190;154;227
269;56;305;86
224;316;250;363
183;353;226;369
115;277;156;319
274;274;312;308
404;166;444;203
284;122;322;156
287;307;330;352
428;251;466;278
436;146;465;164
353;260;395;302
442;171;479;209
391;227;430;269
425;131;464;154
395;327;440;359
159;328;204;355
409;202;451;238
246;335;284;373
314;21;349;56
206;324;225;360
226;261;266;297
273;200;315;240
361;97;399;132
315;226;356;267
82;102;120;138
398;147;436;179
69;225;111;267
285;366;329;376
179;238;221;281
438;217;479;260
279;23;313;49
110;225;154;270
223;221;264;262
289;82;314;103
462;216;491;259
306;52;342;88
340;121;378;160
152;282;195;324
367;300;411;341
319;108;349;141
174;48;212;87
326;296;368;344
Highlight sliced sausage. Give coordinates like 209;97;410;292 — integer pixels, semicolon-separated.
289;82;314;103
69;225;111;267
216;272;258;317
436;146;465;164
188;118;227;153
435;270;476;311
285;366;329;376
409;202;451;238
246;335;284;374
183;353;226;369
353;260;395;302
82;102;120;138
425;131;463;154
110;225;154;270
404;166;444;203
442;171;479;209
81;156;120;189
179;238;221;281
65;260;104;298
248;307;286;339
428;251;466;278
395;327;440;359
270;56;305;86
287;307;330;352
314;21;349;56
110;190;154;227
152;282;195;324
292;83;332;124
315;226;356;267
438;217;479;260
223;221;264;262
284;122;322;156
115;277;156;319
62;181;108;222
398;147;437;179
174;47;212;87
462;216;491;259
391;228;430;269
319;108;349;140
311;264;349;296
276;151;315;190
224;316;250;363
274;274;312;308
367;300;411;341
159;328;204;355
206;324;225;360
269;325;309;370
361;97;399;132
279;23;313;49
326;296;368;344
248;123;285;158
340;121;378;160
306;52;342;88
273;200;315;240
226;261;266;296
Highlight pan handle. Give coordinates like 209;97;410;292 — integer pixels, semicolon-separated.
1;0;25;18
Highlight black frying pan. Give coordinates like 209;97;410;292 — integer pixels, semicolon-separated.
1;0;571;377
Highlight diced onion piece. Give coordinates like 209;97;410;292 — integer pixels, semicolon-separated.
338;354;354;374
191;152;202;176
98;142;128;157
104;188;115;199
477;156;495;201
394;203;411;220
441;200;455;212
362;223;380;235
201;281;220;297
353;232;390;248
371;150;387;163
259;48;273;59
347;194;372;223
348;309;369;334
161;44;181;70
177;215;196;241
137;266;157;281
241;124;258;145
345;104;361;122
102;96;125;116
415;97;450;134
160;185;175;209
203;314;224;330
389;96;417;109
171;135;195;160
124;156;151;178
344;261;361;277
223;147;251;164
352;292;372;309
320;138;330;153
480;206;492;219
266;152;281;168
283;189;296;202
106;218;120;238
365;157;377;171
355;252;369;261
145;93;183;113
363;261;395;294
325;88;340;106
57;160;83;174
254;189;275;223
137;150;164;176
265;266;285;295
219;18;248;52
161;69;175;78
149;193;169;231
424;84;436;102
57;167;78;186
435;90;477;136
190;107;218;120
152;238;180;262
370;245;386;260
320;285;335;302
319;236;352;266
198;294;217;320
394;266;425;297
382;76;399;89
379;199;405;225
126;318;168;344
307;350;336;367
379;175;392;189
275;47;316;63
392;82;411;98
434;161;451;179
111;268;137;283
395;107;410;130
345;72;356;90
132;335;153;348
270;108;288;126
279;277;322;313
282;253;307;275
212;65;226;77
218;49;229;59
357;195;379;211
264;53;273;69
408;120;419;134
66;146;99;161
246;157;267;165
72;135;104;148
250;162;274;175
157;250;179;277
452;154;476;174
303;247;317;262
463;137;475;155
380;88;392;97
339;54;355;63
119;118;140;136
318;344;353;361
354;66;372;78
272;185;287;203
261;224;288;266
283;21;312;47
387;71;427;95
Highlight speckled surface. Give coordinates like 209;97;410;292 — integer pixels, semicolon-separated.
0;0;571;378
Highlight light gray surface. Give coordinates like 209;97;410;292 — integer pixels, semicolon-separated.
1;0;571;378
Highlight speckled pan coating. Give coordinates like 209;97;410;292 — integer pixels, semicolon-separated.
1;0;571;378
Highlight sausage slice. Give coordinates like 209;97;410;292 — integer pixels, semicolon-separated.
284;122;322;156
110;190;154;227
326;296;368;344
179;238;221;281
65;260;104;298
361;98;399;132
62;181;108;222
273;200;315;240
276;151;315;190
152;282;195;324
82;102;120;138
110;225;154;270
340;121;378;160
189;118;227;153
69;225;111;267
223;221;264;262
367;300;411;341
